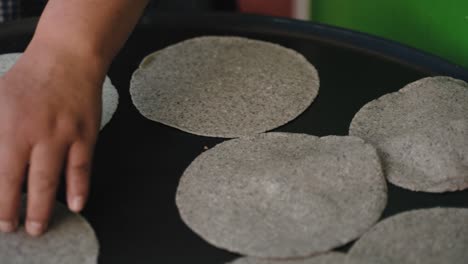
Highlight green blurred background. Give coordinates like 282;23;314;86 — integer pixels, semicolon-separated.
311;0;468;69
8;0;468;69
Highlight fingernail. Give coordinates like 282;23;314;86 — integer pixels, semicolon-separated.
26;221;46;237
0;220;16;233
70;196;84;212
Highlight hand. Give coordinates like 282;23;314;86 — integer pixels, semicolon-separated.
0;42;104;236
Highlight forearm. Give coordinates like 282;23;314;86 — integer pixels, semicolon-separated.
26;0;149;78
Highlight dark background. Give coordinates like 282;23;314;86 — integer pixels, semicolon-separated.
20;0;238;19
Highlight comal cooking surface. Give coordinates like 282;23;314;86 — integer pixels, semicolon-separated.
0;14;467;264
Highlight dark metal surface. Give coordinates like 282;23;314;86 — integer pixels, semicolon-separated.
1;13;467;264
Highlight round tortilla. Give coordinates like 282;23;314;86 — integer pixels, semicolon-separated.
227;252;348;264
349;76;468;192
0;53;119;130
0;201;99;264
176;133;387;258
0;53;19;74
100;76;119;129
348;207;468;264
130;36;319;138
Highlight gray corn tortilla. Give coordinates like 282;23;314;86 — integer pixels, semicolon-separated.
130;36;319;138
176;133;387;258
100;76;119;129
0;53;119;129
348;207;468;264
0;200;99;264
227;252;346;264
349;76;468;192
226;252;373;264
0;53;18;74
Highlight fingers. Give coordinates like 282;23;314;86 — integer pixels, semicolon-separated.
66;140;94;213
0;143;29;233
26;141;67;237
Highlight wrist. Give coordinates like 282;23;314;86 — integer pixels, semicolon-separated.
24;36;108;86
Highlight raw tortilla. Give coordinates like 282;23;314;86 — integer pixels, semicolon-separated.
0;53;119;129
130;36;319;138
0;53;18;73
227;252;353;264
100;76;119;129
349;76;468;192
176;133;387;258
0;200;99;264
348;207;468;264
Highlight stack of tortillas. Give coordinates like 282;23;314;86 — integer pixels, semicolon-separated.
0;53;119;129
130;36;319;138
0;199;99;264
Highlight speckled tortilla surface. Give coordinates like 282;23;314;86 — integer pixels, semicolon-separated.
227;252;353;264
130;36;319;138
101;76;119;129
349;207;468;264
0;201;99;264
350;76;468;192
176;132;387;258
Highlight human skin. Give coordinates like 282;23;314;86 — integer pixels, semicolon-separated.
0;0;149;236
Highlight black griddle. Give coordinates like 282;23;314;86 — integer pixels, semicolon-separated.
0;13;467;264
